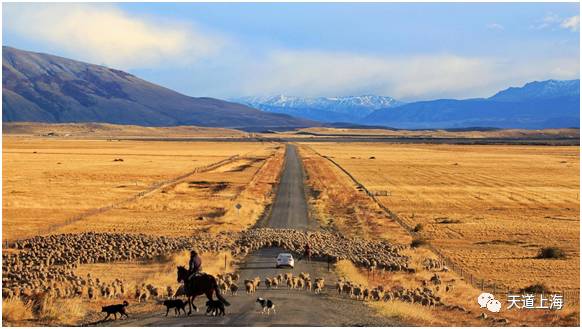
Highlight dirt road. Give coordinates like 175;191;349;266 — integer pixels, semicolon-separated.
98;144;401;326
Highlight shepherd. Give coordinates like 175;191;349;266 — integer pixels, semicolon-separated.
176;251;230;315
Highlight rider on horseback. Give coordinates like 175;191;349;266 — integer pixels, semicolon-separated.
188;250;202;280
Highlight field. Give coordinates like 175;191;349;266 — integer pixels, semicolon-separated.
3;122;248;138
3;136;283;240
302;142;580;291
268;127;580;140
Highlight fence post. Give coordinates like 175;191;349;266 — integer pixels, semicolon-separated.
481;279;484;291
224;254;227;273
493;283;497;295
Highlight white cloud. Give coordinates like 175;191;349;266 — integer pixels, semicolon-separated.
532;13;580;32
229;50;579;100
4;4;224;68
561;15;580;31
486;23;504;31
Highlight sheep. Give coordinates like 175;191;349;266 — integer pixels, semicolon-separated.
305;279;312;291
245;281;255;294
363;288;370;300
3;227;413;302
264;278;273;289
220;281;229;293
314;278;325;294
271;277;279;289
230;283;239;296
353;286;363;300
231;273;240;282
166;286;175;299
336;281;345;295
135;286;150;302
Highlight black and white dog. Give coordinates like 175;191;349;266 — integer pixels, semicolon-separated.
256;298;276;315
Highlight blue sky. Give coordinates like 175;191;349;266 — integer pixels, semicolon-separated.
3;2;580;101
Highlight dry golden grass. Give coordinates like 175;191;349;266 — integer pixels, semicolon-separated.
36;297;88;326
304;142;580;291
3;122;247;138
270;127;579;139
2;298;34;323
3;136;282;239
58;144;284;236
298;145;411;245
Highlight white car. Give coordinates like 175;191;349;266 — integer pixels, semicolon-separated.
276;253;295;268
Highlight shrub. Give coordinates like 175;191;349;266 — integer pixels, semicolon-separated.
536;247;566;259
435;218;462;224
413;223;424;232
410;239;428;248
521;283;550;294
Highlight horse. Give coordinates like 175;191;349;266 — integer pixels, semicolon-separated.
176;266;230;315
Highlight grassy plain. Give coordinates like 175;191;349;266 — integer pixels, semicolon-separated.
270;127;580;139
3;136;282;240
298;145;412;245
3;122;247;138
303;142;580;291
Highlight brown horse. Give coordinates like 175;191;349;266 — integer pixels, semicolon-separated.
176;266;230;315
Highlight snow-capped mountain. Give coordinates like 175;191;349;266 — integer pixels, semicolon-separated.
233;95;403;123
365;79;580;129
489;79;580;102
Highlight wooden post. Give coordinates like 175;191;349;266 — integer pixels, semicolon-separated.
481;279;484;291
224;254;227;273
493;283;497;295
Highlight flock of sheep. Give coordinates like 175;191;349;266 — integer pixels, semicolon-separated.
3;228;425;308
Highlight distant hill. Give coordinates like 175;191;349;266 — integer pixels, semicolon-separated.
2;46;317;129
234;95;403;123
364;79;580;129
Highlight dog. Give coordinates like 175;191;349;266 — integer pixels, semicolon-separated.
163;299;187;316
206;299;226;316
101;301;129;320
256;297;275;315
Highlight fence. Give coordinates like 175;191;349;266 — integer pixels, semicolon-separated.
306;146;580;306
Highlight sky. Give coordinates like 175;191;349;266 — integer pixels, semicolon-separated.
3;2;580;101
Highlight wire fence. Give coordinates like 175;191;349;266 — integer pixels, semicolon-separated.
309;146;580;306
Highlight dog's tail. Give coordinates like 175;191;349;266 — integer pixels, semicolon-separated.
213;278;231;306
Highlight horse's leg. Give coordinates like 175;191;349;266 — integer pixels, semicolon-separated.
188;296;193;316
191;295;199;313
205;289;214;301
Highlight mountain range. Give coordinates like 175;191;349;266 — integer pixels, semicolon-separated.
365;79;579;129
2;46;315;129
234;95;403;123
241;80;580;129
2;46;579;130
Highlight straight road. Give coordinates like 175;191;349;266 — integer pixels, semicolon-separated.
257;144;313;230
98;144;399;326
